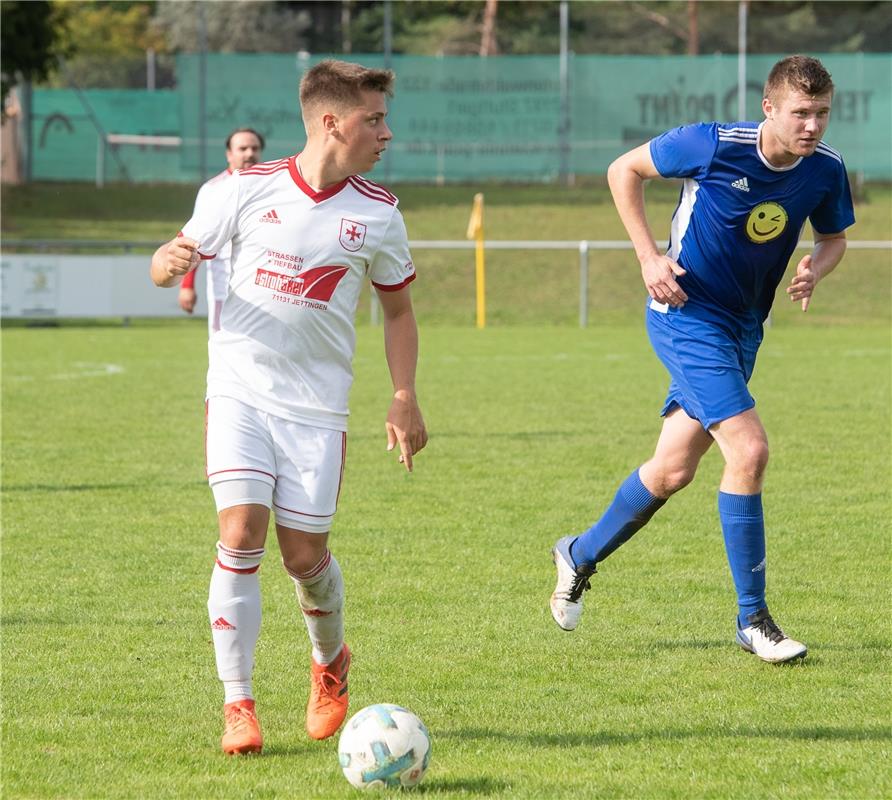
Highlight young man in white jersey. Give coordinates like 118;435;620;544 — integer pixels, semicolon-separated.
151;60;427;755
178;128;265;335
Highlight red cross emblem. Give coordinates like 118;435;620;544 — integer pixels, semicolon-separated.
339;218;367;252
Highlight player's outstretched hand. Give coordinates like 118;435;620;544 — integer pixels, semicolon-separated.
786;254;816;312
178;287;197;313
165;237;201;281
385;390;427;473
640;253;688;307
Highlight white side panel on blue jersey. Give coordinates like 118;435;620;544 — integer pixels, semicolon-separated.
668;178;700;262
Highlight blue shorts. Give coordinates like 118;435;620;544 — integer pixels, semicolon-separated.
646;300;762;430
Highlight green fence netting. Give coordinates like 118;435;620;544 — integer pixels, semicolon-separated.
29;53;891;184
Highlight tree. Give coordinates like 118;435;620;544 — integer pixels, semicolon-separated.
62;1;165;56
350;1;491;56
152;0;312;53
51;1;170;89
348;0;892;57
480;0;499;56
1;1;69;110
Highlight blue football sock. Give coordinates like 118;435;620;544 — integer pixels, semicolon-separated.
718;491;767;628
570;469;666;568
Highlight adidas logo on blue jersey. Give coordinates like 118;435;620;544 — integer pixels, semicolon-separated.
731;177;750;192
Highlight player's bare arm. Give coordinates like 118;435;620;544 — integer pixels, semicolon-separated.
150;237;201;288
786;231;848;311
378;286;427;472
608;143;688;307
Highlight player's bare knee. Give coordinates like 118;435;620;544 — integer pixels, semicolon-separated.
740;438;769;477
213;480;273;549
278;527;330;577
644;460;697;496
281;545;328;578
664;466;697;495
725;438;769;485
218;514;267;550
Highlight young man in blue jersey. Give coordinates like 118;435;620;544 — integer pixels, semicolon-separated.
551;55;854;663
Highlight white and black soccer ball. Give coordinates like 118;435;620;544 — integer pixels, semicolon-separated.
337;704;431;789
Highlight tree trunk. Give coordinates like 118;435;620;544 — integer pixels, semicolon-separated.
687;0;699;55
341;0;352;55
480;0;498;56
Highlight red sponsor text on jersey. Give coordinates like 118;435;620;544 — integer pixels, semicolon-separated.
255;264;349;303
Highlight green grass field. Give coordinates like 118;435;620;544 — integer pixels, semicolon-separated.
2;183;891;798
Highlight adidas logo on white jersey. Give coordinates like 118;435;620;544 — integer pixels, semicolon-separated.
731;177;750;192
260;209;282;224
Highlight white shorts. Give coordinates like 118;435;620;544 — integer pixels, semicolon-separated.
206;395;346;533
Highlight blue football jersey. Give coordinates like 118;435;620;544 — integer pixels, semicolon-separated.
649;122;855;323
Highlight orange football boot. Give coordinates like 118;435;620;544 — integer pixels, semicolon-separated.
306;643;351;740
221;699;263;755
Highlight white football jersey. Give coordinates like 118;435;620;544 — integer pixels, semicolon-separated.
181;155;416;431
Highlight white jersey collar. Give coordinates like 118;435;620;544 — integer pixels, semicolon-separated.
756;121;803;172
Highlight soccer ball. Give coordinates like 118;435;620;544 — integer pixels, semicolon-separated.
337;704;431;789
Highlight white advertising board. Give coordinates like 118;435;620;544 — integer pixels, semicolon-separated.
0;255;208;319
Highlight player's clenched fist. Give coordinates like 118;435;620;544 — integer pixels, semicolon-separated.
150;236;201;288
165;237;201;278
640;252;688;308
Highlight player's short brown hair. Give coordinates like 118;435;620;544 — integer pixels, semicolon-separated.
299;59;395;115
764;55;834;102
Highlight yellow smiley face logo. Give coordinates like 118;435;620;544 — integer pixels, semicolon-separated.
745;202;788;243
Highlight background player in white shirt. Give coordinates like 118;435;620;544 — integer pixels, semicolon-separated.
151;60;427;755
178;128;265;335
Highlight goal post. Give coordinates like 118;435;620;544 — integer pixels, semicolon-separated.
96;134;183;187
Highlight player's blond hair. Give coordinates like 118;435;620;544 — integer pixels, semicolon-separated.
300;60;394;120
764;55;834;102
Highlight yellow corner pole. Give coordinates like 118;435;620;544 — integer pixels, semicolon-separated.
466;193;486;329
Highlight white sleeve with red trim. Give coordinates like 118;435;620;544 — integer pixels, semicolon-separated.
191;180;214;216
369;207;416;292
180;172;239;261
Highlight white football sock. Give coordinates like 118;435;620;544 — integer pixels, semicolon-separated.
287;550;344;665
208;542;265;700
222;680;254;705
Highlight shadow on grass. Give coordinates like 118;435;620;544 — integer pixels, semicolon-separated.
440;724;891;748
3;482;140;493
1;317;207;330
414;776;512;794
807;641;890;653
343;428;595;444
649;638;728;651
258;744;321;757
649;639;891;658
3;480;208;493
